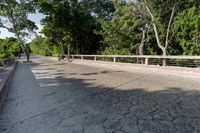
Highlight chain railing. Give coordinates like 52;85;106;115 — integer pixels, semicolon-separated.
65;55;200;68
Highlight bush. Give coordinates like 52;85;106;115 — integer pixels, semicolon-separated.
0;37;20;59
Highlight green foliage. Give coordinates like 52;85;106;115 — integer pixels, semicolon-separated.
30;36;55;56
35;0;114;55
28;0;200;57
140;0;200;56
30;35;62;57
173;7;200;55
0;0;37;61
0;38;20;59
98;1;142;55
0;0;37;37
52;46;61;57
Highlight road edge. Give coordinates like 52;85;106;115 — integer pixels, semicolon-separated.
0;61;18;111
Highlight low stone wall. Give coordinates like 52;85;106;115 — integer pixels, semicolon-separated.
0;62;18;110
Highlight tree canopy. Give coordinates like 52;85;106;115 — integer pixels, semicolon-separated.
0;0;199;59
0;37;20;58
0;0;37;61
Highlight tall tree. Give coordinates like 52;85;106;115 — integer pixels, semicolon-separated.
35;0;114;56
99;0;142;55
132;1;151;63
0;0;37;61
36;0;71;57
140;0;177;65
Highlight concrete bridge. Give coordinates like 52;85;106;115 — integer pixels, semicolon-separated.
0;55;200;133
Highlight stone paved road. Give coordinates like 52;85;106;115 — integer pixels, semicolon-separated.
0;55;200;133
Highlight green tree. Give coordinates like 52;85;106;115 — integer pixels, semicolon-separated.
98;1;143;55
173;7;200;55
0;37;20;58
139;0;200;57
132;1;152;57
140;0;177;60
37;0;71;57
0;0;37;61
30;36;52;56
35;0;114;56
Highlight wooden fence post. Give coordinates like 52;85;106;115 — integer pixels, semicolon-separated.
145;57;149;65
162;58;167;66
113;57;116;63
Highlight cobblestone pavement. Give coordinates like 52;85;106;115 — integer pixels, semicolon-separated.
0;55;200;133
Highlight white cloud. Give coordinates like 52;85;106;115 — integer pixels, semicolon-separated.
26;23;44;43
0;28;15;39
36;23;44;36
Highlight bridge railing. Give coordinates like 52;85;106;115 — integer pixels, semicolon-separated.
0;58;15;67
66;55;200;68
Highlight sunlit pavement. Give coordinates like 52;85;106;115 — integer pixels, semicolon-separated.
0;55;200;133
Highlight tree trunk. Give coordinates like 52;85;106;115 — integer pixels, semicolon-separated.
165;3;177;50
162;48;167;66
76;42;79;55
141;0;171;66
23;45;30;62
139;30;146;64
60;42;65;59
16;35;30;62
162;3;176;67
61;44;64;57
26;49;30;62
15;33;30;61
139;44;144;55
7;9;30;62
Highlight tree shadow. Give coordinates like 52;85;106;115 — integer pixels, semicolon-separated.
35;74;200;133
0;61;200;133
80;70;123;76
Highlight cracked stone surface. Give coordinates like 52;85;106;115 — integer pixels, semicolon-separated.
0;55;200;133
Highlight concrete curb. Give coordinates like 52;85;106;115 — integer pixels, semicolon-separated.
0;61;18;111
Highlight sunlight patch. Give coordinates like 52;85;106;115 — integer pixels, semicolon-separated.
39;82;70;87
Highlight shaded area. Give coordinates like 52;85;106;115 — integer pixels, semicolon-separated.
80;70;123;76
0;56;200;133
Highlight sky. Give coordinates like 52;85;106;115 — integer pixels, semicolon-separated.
0;11;45;42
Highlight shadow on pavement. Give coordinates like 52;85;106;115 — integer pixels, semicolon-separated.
0;61;200;133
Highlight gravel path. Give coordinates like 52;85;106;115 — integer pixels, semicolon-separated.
0;55;200;133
